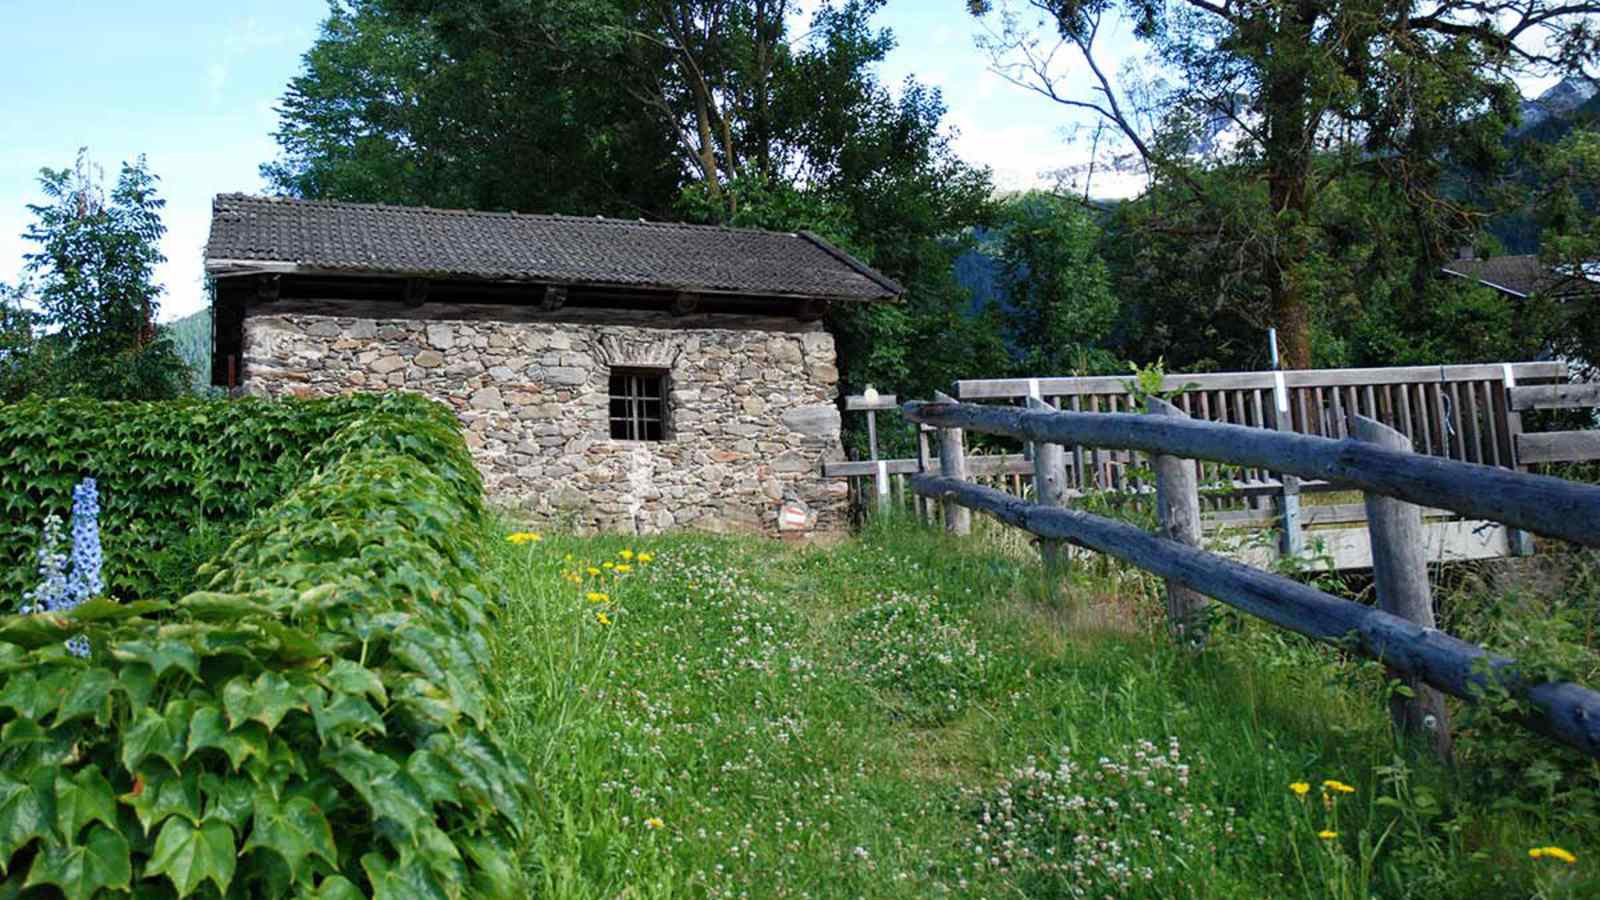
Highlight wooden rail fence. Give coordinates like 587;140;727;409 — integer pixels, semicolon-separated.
900;393;1600;759
827;362;1596;568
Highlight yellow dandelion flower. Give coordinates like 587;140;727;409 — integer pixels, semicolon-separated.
644;817;664;830
587;592;609;603
637;552;654;563
1322;780;1355;795
603;561;615;569
595;612;612;625
1289;782;1310;797
1530;846;1577;864
620;549;635;560
615;564;632;574
506;532;542;544
1318;830;1338;840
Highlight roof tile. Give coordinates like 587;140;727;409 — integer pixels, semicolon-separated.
204;194;901;301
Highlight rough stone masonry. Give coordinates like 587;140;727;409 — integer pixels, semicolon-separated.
241;313;850;535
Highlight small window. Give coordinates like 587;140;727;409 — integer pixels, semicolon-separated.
609;368;669;441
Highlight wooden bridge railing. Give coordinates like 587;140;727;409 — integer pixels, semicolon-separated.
902;393;1600;759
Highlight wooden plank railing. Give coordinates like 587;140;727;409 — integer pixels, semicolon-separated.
827;362;1588;560
902;394;1600;758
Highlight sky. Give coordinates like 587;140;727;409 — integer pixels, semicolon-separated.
0;1;1569;322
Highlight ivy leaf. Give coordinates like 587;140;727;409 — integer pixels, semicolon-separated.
361;851;450;900
223;672;306;733
198;773;259;832
322;658;387;707
146;817;236;897
186;706;268;771
406;750;461;807
120;768;202;836
54;768;117;840
120;703;188;773
111;662;156;710
23;824;131;897
309;874;367;900
0;773;55;872
66;597;169;623
307;688;386;744
327;743;430;842
242;793;338;881
110;638;199;681
55;667;117;726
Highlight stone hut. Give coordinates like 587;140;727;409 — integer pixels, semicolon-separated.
204;194;901;535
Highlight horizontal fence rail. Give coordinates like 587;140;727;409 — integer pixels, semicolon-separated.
909;472;1600;758
958;362;1564;400
903;398;1600;550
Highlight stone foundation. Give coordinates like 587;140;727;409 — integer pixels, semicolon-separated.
240;312;849;534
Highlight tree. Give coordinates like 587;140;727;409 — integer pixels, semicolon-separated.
266;0;1010;409
13;150;189;400
969;0;1600;369
991;192;1120;374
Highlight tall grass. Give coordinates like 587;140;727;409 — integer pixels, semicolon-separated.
486;514;1598;898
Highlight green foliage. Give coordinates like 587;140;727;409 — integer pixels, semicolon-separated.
264;0;1008;420
991;191;1120;375
0;393;529;896
0;393;443;601
9;149;190;401
163;307;217;395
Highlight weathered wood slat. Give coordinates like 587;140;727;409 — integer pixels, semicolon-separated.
902;398;1600;549
956;362;1563;399
911;473;1600;756
1509;383;1600;411
844;394;899;411
1516;430;1600;465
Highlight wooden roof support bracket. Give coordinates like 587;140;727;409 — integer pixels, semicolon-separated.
541;284;567;312
670;291;700;316
256;274;280;303
403;278;430;307
798;298;830;321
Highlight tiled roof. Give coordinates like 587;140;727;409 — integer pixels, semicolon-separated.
1442;254;1595;300
203;194;901;301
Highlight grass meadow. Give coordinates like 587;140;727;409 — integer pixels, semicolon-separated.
487;514;1600;898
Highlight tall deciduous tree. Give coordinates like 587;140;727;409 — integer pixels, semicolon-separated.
992;192;1120;374
265;0;1007;408
970;0;1599;368
15;151;188;400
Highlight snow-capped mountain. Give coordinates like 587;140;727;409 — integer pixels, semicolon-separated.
1514;76;1598;135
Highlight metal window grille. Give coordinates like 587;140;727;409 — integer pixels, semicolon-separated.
608;369;668;440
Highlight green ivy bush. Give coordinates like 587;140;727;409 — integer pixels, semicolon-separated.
0;395;531;896
0;394;427;599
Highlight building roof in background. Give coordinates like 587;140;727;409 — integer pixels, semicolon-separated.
1442;254;1596;300
203;194;902;302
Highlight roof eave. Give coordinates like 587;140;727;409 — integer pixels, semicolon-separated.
203;258;897;304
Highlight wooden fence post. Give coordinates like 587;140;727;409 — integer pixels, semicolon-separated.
1500;369;1537;556
1269;375;1305;560
1352;415;1454;760
1148;397;1209;647
915;423;934;523
1027;396;1068;568
934;390;971;535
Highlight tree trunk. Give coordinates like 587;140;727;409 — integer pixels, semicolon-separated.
1262;3;1318;371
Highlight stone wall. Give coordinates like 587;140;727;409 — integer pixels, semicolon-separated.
239;311;849;535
